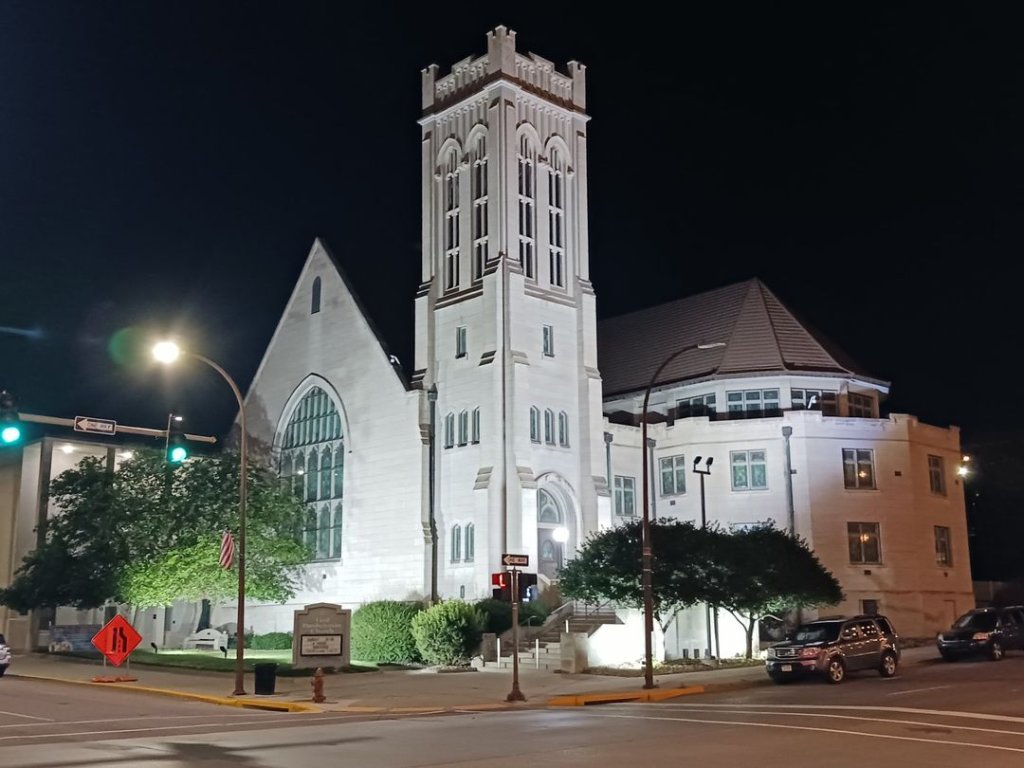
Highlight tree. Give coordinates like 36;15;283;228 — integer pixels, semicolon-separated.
558;519;716;630
0;448;309;612
706;524;843;659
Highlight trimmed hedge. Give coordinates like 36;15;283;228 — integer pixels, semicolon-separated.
351;600;423;664
518;600;550;627
246;631;293;650
411;600;485;666
476;598;514;635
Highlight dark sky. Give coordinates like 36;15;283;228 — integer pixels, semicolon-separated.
2;2;1021;445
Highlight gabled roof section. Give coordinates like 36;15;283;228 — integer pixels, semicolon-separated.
598;278;885;397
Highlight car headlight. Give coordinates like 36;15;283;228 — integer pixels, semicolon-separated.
972;632;991;641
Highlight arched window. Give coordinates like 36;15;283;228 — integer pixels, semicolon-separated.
465;523;475;562
558;411;569;447
279;386;345;560
458;410;469;446
451;524;462;562
471;407;480;444
538;488;563;524
471;134;488;280
548;148;566;288
530;406;540;443
311;276;322;314
544;409;555;445
444;149;460;291
444;412;455;448
517;135;536;278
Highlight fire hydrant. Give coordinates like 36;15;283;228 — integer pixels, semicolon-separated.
311;667;326;703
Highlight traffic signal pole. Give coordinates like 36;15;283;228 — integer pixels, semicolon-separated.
16;412;217;444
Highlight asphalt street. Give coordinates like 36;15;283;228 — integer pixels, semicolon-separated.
3;652;1024;766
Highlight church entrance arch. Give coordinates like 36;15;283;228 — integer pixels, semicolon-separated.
536;484;576;581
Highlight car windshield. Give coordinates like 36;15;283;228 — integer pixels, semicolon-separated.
954;613;998;631
793;623;840;643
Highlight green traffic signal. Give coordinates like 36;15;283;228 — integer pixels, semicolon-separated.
165;413;190;464
169;445;188;463
1;390;21;445
1;424;21;444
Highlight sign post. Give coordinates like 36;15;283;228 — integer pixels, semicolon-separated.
503;553;528;702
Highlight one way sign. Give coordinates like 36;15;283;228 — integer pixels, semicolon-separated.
74;416;117;435
501;553;529;567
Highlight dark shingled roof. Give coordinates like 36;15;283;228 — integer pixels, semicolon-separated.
597;278;885;397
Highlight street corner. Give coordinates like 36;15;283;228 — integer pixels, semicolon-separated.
547;686;706;707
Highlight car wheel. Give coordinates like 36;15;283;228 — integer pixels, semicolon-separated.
879;651;898;678
826;657;846;684
990;641;1004;661
0;665;6;678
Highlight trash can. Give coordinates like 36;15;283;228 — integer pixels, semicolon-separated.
253;662;278;695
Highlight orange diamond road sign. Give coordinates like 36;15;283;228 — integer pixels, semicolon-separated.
91;614;142;667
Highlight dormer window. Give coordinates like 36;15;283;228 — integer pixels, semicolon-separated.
848;393;874;418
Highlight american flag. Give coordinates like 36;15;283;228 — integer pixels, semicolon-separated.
219;530;234;570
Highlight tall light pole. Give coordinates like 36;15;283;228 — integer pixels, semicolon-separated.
153;340;249;696
640;341;725;690
692;455;714;661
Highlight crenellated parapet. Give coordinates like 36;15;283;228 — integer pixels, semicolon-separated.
421;25;586;114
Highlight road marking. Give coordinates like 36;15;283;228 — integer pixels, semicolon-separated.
587;712;1024;754
606;706;1024;739
0;710;52;722
647;703;1024;725
887;685;952;696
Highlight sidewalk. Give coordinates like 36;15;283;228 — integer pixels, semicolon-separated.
9;646;937;714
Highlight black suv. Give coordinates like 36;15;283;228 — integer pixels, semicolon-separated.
765;615;901;684
937;606;1024;661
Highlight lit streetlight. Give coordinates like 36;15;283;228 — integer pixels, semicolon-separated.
152;340;249;696
640;341;725;690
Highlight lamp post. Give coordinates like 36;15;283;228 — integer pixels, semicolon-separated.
153;340;249;696
640;341;725;690
692;455;714;661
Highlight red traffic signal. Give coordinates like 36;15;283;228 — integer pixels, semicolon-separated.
491;572;511;601
491;572;508;589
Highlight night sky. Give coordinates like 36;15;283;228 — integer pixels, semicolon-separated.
2;4;1022;554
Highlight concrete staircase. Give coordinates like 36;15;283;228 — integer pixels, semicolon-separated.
489;602;621;671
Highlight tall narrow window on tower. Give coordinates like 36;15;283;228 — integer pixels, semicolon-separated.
444;149;460;291
471;134;488;281
548;148;565;288
518;135;536;278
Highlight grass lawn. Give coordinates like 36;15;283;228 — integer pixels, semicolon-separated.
53;649;377;675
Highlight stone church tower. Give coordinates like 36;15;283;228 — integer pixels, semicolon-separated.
414;27;609;598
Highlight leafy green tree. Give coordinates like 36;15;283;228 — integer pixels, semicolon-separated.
0;448;309;612
706;524;843;659
411;600;485;666
558;519;716;630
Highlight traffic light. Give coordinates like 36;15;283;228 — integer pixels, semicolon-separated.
165;413;189;463
491;572;511;602
519;572;539;602
0;390;21;445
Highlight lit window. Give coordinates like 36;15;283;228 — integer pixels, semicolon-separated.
444;150;460;291
311;276;322;314
451;524;462;562
928;455;946;496
444;413;455;449
471;407;480;444
530;407;540;443
465;523;475;562
660;455;687;496
548;148;566;288
542;325;554;357
677;393;716;419
726;389;780;418
455;326;467;359
614;476;636;517
517;135;536;278
842;448;875;489
731;450;767;491
791;388;837;415
544;409;555;445
848;522;881;564
848;393;874;418
934;525;953;567
558;411;569;447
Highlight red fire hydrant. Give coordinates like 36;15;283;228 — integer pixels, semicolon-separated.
311;667;326;703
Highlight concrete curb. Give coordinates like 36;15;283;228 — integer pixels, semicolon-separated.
12;673;321;713
548;686;706;707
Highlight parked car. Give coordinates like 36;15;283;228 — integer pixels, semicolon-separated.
765;615;901;684
936;606;1024;661
0;633;10;677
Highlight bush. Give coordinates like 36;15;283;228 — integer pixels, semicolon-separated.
351;600;423;664
476;598;513;635
247;631;293;650
519;600;550;627
411;600;485;666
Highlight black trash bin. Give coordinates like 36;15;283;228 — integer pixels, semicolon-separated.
253;662;278;695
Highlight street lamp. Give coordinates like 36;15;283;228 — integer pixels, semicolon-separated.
152;340;249;696
692;455;715;662
640;341;725;690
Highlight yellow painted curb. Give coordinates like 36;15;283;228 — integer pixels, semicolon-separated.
548;686;705;707
12;673;321;713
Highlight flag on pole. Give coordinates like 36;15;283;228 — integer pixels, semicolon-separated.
219;530;235;570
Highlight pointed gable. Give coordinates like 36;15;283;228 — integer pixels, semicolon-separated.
598;278;882;396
